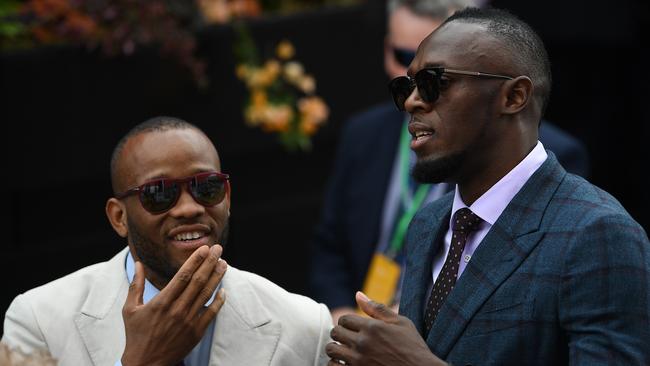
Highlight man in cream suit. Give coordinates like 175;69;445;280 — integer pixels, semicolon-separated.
2;117;332;366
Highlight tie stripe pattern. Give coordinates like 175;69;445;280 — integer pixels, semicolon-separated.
423;207;482;334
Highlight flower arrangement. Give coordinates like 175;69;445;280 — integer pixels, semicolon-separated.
3;0;206;85
236;36;329;151
1;0;363;89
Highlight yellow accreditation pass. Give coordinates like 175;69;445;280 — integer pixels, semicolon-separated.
357;253;401;315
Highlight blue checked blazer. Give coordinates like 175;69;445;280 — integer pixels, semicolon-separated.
399;152;650;366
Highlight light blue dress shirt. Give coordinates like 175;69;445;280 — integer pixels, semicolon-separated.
115;251;218;366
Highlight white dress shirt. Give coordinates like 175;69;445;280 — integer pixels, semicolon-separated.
430;141;548;285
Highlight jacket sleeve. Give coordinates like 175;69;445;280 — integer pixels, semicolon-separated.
2;294;48;354
313;303;333;366
559;213;650;365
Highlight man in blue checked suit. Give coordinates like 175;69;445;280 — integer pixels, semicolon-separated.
326;7;650;366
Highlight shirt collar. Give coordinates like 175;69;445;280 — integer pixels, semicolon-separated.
126;250;219;305
451;141;548;225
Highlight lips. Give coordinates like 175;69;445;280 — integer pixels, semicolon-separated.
408;121;435;151
167;224;212;249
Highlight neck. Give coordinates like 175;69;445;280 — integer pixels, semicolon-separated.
457;140;536;205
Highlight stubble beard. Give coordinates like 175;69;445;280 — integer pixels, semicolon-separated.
411;151;466;184
127;217;230;286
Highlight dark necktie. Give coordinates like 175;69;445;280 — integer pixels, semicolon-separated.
423;207;482;334
176;362;186;366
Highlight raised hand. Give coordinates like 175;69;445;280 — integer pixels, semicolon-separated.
121;245;227;366
326;291;446;366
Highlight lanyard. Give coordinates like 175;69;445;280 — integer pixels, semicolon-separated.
387;123;431;258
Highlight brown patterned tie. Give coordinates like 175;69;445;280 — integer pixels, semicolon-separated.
423;207;482;334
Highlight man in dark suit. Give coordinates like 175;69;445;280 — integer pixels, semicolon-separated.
325;7;650;365
310;0;589;324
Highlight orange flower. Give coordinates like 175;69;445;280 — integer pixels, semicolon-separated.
297;75;316;94
235;64;249;80
300;118;319;136
198;0;231;24
276;40;295;60
231;0;261;17
298;96;329;124
261;105;293;132
283;61;304;83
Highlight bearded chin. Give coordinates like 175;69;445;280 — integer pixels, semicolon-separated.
126;218;231;285
412;152;465;184
127;217;177;284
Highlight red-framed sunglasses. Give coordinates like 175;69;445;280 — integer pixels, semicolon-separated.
115;171;230;214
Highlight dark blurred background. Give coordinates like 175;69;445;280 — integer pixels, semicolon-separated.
1;0;647;335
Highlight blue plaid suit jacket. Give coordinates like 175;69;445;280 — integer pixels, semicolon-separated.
400;152;650;365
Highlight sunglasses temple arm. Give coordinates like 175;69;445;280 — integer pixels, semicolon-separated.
444;68;513;80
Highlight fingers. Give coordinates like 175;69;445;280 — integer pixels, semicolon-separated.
162;245;211;299
199;287;226;328
330;324;359;346
188;258;227;317
326;341;357;365
356;291;398;323
125;261;145;310
175;245;223;309
337;314;368;332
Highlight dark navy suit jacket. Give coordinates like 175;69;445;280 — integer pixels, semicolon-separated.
310;102;590;309
400;153;650;365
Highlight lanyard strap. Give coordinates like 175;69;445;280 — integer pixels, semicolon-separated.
387;123;430;257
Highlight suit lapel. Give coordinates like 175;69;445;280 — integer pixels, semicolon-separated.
74;247;130;366
209;267;281;365
426;153;566;357
400;194;452;335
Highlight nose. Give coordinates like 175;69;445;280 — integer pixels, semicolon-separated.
168;186;205;219
404;85;431;114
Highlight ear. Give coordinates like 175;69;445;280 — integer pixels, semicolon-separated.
501;76;534;115
106;197;128;238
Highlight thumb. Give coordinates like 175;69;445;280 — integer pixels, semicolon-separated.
126;261;145;308
355;291;398;323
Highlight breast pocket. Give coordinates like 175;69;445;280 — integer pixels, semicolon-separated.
462;295;536;337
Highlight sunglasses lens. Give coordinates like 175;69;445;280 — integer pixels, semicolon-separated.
191;174;227;206
389;76;414;111
415;69;440;103
140;180;179;213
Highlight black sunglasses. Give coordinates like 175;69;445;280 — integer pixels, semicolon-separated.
116;171;230;214
392;47;416;68
388;67;513;111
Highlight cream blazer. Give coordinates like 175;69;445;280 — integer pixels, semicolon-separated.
2;247;332;366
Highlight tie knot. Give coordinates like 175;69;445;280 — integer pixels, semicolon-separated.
452;207;482;233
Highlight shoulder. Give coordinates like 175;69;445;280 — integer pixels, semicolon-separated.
552;173;642;228
9;248;127;311
227;266;330;324
3;249;127;353
544;174;649;263
223;267;332;363
7;260;113;316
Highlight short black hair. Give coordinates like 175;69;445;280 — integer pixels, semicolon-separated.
442;7;552;115
110;116;201;194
